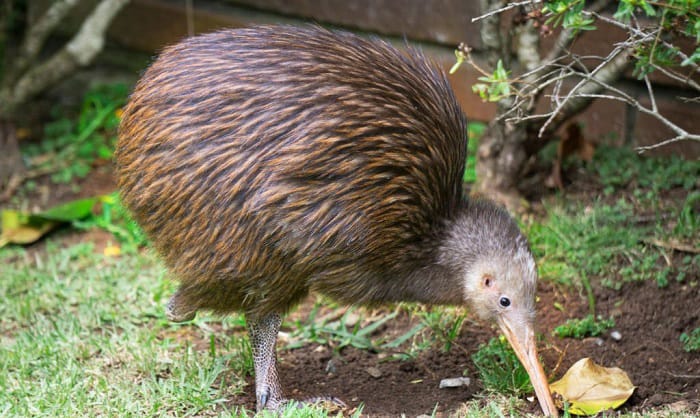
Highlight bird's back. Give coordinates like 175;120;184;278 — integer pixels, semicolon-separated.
116;25;467;316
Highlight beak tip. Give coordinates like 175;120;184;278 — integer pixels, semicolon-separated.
498;320;559;417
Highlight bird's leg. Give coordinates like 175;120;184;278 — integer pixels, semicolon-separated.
247;312;347;412
247;312;285;411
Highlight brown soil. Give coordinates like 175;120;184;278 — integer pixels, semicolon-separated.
227;279;699;416
11;164;699;417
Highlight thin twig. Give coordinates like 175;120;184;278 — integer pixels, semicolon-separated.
636;135;695;151
642;238;700;254
644;75;657;113
537;46;630;137
549;91;700;147
471;0;543;23
589;11;700;73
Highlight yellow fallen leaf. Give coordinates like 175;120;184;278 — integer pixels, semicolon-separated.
550;357;635;415
103;245;121;257
1;210;57;247
0;197;103;248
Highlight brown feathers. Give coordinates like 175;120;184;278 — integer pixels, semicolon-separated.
117;25;480;317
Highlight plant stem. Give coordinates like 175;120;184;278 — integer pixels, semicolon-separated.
580;271;595;316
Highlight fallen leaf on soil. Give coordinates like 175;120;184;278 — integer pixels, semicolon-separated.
550;357;634;415
103;245;121;257
547;123;595;190
0;210;57;246
0;197;100;247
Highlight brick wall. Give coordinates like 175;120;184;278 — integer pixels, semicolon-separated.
60;0;700;157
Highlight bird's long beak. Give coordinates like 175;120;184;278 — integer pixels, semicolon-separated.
498;317;558;417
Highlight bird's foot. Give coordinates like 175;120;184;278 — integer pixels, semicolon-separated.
165;293;196;322
300;395;347;411
257;392;347;412
249;313;347;413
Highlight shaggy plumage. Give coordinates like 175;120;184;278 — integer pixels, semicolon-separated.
116;25;557;416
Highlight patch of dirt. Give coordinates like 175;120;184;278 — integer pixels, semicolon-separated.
547;278;700;413
228;278;700;416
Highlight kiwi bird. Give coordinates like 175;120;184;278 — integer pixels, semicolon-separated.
115;25;558;416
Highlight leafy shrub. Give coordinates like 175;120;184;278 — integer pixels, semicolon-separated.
22;83;128;184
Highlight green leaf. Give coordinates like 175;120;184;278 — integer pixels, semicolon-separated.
640;0;656;17
38;197;99;222
613;1;635;22
681;48;700;67
97;143;114;159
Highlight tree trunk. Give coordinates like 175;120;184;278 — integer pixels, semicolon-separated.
0;118;24;196
474;100;529;210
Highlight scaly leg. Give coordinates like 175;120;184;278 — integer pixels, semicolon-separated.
247;312;285;411
247;312;347;412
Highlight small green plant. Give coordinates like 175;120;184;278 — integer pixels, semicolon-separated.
554;314;615;339
471;59;511;102
591;145;698;194
542;0;596;33
22;83;128;184
73;193;148;253
418;307;466;352
675;191;700;239
471;336;533;396
680;327;700;352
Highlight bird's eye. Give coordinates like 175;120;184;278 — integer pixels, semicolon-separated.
499;296;511;308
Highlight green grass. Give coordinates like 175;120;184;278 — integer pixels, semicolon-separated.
591;145;698;195
417;306;467;353
526;196;698;291
286;304;402;352
471;336;533;397
0;242;254;417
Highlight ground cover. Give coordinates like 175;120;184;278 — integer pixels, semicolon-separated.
1;86;698;417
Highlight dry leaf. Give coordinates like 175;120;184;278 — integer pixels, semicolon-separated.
547;123;595;190
550;357;635;415
104;245;122;257
0;197;100;247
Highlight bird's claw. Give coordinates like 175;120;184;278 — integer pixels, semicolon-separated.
302;395;347;411
258;390;269;410
256;392;346;412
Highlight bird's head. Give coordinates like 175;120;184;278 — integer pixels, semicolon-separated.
441;200;558;417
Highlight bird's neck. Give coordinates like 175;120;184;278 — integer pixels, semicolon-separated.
391;263;466;306
388;198;514;306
